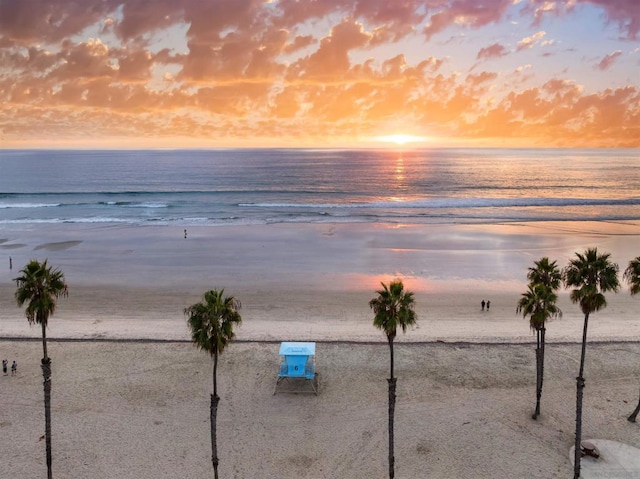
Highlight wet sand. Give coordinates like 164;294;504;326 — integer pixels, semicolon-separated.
0;221;638;343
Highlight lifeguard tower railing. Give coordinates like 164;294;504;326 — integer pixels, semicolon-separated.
274;342;319;395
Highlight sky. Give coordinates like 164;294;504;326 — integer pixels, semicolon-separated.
0;0;639;149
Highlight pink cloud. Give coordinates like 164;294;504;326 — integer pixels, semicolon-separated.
0;0;119;44
52;38;116;81
115;0;182;41
590;0;640;39
595;50;623;71
423;0;514;40
477;43;508;60
284;35;315;55
466;71;498;87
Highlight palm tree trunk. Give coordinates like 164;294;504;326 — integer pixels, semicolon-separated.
388;377;396;479
389;337;394;380
42;358;53;479
213;349;218;397
540;326;546;394
574;313;590;479
388;338;396;479
41;322;53;479
628;387;640;422
533;326;547;419
41;321;49;362
533;328;541;419
211;393;219;479
211;352;219;479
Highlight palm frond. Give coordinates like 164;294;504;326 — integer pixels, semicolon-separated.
563;248;619;315
185;289;242;357
14;259;68;327
623;256;640;296
370;280;417;340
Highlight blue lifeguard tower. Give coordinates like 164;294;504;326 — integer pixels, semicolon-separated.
274;342;319;395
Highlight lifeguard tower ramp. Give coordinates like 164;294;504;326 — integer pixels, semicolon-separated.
274;342;319;395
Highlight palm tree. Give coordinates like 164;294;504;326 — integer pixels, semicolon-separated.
517;282;562;419
527;257;563;291
14;259;68;479
624;256;640;422
185;289;242;479
520;257;562;420
563;248;619;479
369;280;417;479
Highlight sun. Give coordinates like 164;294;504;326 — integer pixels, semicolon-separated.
376;134;426;145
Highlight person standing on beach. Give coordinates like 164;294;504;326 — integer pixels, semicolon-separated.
9;256;12;269
481;299;485;311
11;360;17;376
2;359;7;375
486;300;491;311
184;229;187;239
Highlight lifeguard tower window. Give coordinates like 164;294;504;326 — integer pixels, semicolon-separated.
274;342;319;395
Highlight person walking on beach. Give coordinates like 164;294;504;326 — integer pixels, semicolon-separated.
184;229;187;239
9;256;12;270
2;359;7;375
11;360;17;376
486;300;491;311
481;299;486;311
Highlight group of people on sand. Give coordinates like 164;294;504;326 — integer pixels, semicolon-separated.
2;359;17;376
481;299;491;311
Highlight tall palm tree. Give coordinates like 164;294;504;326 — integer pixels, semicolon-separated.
369;280;417;479
185;289;241;479
624;256;640;422
563;248;619;479
521;257;562;420
517;282;562;419
14;259;68;479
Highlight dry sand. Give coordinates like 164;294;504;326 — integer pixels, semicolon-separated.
0;340;638;479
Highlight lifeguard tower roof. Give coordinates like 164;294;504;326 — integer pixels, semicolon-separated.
279;342;315;356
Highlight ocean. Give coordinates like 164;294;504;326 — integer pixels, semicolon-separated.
1;148;639;227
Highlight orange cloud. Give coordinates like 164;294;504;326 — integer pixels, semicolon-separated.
517;31;546;51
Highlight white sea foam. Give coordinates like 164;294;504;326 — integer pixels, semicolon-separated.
0;203;61;208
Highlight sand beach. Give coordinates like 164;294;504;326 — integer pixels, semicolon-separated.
1;340;639;479
0;220;639;478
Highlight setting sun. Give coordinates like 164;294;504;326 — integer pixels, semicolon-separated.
377;134;427;145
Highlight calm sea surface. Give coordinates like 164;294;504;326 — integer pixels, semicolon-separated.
0;148;638;226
